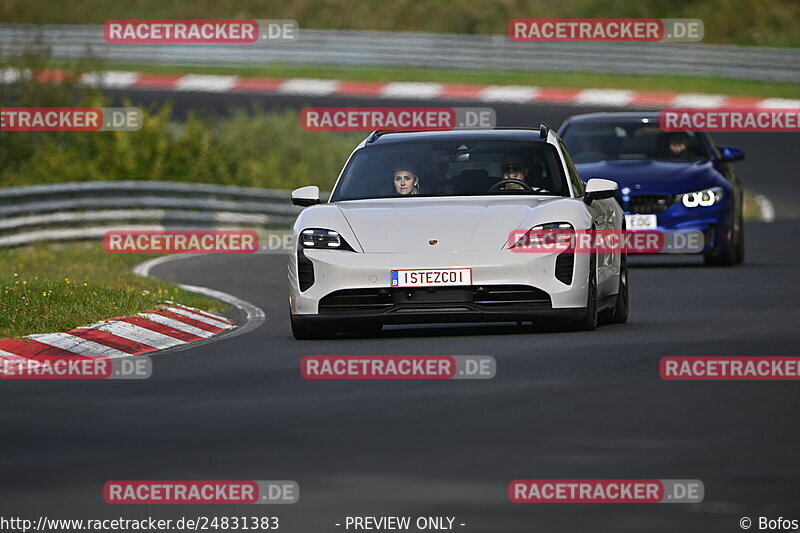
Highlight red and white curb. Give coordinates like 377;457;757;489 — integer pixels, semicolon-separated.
3;68;799;109
0;254;267;370
0;302;234;370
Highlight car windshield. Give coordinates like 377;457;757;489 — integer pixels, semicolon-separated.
330;140;570;201
561;120;709;163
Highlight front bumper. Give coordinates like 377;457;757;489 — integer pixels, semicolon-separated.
625;197;732;253
289;248;592;320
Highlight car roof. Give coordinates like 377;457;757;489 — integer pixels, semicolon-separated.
366;128;548;145
558;112;712;141
559;112;662;126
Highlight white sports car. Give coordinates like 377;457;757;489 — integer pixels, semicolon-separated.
288;126;627;339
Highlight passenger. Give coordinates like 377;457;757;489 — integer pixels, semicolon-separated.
393;164;420;196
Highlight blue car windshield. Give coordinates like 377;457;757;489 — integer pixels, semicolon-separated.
330;140;570;201
561;121;709;163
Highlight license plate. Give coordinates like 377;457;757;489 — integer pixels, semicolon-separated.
391;268;472;288
625;214;658;230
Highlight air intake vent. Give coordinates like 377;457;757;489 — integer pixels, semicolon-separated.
297;250;315;291
555;252;574;285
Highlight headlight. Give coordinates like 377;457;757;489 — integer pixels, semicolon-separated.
300;228;354;250
511;222;574;248
532;222;574;231
678;187;724;208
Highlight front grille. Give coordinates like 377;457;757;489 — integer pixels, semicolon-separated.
628;195;672;214
319;285;551;313
297;250;315;291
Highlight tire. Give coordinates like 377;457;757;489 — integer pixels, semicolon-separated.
290;316;337;340
600;252;629;324
704;214;737;267
735;218;745;264
573;253;598;331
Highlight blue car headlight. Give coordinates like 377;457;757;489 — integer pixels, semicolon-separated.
677;187;724;208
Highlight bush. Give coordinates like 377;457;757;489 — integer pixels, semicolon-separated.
0;49;364;191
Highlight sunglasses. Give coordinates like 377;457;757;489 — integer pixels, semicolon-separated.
502;164;524;173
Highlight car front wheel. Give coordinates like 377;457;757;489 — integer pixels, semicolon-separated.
290;316;338;340
573;253;598;331
600;252;628;324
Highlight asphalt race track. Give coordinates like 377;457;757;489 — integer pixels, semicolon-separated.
2;90;799;532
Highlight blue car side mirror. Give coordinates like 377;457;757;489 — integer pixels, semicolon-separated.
717;146;745;163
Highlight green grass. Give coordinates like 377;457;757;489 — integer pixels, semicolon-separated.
71;60;800;100
0;242;228;339
2;0;799;47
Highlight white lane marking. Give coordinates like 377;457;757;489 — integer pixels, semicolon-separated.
175;74;239;92
80;70;139;88
164;306;233;329
479;85;538;103
89;320;185;349
279;78;340;95
139;313;215;338
381;82;443;99
133;255;265;355
24;333;129;358
575;89;633;107
671;93;727;108
757;98;800;109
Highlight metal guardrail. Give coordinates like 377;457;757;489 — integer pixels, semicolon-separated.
1;24;798;84
0;181;305;248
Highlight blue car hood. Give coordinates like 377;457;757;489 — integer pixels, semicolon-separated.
575;159;719;195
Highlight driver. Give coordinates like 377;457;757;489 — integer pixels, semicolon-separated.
667;132;690;157
392;164;420;196
499;154;529;190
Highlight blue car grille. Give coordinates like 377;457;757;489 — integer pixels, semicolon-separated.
626;195;672;214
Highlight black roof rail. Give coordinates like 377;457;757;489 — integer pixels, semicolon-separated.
366;127;552;143
367;130;395;143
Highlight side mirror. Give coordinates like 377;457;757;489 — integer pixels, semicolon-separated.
291;185;320;207
584;178;618;205
717;146;745;163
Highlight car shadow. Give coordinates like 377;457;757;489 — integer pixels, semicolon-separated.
337;321;621;339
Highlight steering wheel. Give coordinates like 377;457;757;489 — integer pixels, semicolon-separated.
489;179;533;192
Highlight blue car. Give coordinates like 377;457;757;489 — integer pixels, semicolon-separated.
558;112;745;266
